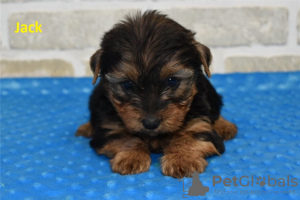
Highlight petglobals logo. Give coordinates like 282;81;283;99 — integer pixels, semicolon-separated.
179;174;298;198
213;175;298;196
179;172;210;198
213;175;298;187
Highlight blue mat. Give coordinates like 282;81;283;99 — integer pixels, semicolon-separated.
1;72;300;200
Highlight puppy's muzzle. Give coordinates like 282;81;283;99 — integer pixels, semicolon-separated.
142;116;161;130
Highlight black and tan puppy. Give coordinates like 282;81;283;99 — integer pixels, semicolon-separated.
76;10;237;178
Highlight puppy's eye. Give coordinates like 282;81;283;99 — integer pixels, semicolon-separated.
121;81;133;91
166;77;180;88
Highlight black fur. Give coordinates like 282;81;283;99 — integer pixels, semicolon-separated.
89;79;122;128
90;130;125;149
186;74;223;123
99;11;200;76
193;130;225;154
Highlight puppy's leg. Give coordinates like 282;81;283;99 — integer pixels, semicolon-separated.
75;122;93;138
90;128;151;175
161;118;224;178
213;116;237;141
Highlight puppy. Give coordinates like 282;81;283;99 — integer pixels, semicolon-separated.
76;10;237;178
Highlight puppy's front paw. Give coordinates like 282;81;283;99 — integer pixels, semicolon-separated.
75;122;93;138
213;116;237;141
110;151;151;175
161;154;207;178
216;123;237;141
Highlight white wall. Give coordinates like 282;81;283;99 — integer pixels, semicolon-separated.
1;0;300;77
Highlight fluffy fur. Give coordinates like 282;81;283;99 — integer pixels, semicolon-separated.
76;10;237;178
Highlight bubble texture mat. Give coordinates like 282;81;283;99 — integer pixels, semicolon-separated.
1;72;300;200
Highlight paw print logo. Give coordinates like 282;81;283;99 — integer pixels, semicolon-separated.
256;176;266;186
179;172;209;198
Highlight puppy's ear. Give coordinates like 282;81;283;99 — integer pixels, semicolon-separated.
90;49;103;85
194;42;212;78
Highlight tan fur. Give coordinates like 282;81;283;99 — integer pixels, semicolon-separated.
113;61;140;83
110;151;151;175
185;117;212;133
97;135;143;155
158;103;188;133
75;121;122;138
143;136;170;153
101;121;122;131
75;122;93;138
159;84;197;133
159;59;183;80
161;134;219;178
90;49;103;85
97;136;151;174
213;116;238;140
109;81;198;135
95;127;129;157
110;99;144;133
194;41;212;78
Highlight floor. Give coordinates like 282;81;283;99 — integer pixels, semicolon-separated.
1;72;300;200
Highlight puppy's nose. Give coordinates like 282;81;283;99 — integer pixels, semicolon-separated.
142;117;161;130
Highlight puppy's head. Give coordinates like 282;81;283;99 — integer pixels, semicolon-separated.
90;11;212;136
